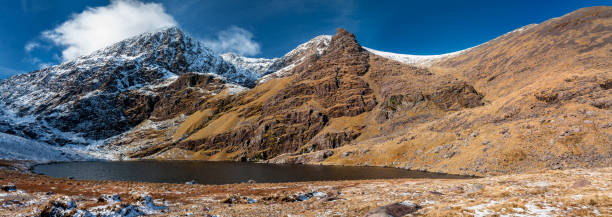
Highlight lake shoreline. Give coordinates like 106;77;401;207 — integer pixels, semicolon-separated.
31;160;475;185
1;161;609;216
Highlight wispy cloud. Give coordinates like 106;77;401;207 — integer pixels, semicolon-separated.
41;0;177;61
202;26;261;56
24;41;41;52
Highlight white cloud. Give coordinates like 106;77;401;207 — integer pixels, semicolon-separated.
203;26;261;56
24;41;40;52
42;0;177;61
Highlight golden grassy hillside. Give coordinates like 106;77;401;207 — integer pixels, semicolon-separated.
112;6;611;176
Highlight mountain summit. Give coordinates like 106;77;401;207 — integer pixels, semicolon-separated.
0;27;255;145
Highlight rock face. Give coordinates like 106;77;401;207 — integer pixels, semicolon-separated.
160;29;377;159
134;28;485;161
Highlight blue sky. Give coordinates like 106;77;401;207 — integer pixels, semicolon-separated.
1;0;610;78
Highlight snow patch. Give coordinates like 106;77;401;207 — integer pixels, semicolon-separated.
258;35;332;84
364;47;471;68
364;24;538;68
224;83;248;95
0;133;92;162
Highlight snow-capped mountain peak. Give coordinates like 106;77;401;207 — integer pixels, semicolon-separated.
0;30;337;151
0;27;263;146
257;35;332;83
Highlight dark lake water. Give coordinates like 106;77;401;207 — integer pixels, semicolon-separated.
32;161;472;184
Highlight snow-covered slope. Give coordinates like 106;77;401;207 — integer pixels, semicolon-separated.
0;132;92;162
364;47;471;68
0;27;262;146
220;53;282;76
258;35;332;83
0;29;343;160
221;35;333;84
365;24;539;68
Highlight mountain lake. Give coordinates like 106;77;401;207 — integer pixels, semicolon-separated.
32;160;473;184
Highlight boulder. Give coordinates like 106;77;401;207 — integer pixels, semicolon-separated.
571;179;591;188
1;184;16;192
365;201;421;217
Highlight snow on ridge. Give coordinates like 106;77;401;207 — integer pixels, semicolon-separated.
284;35;332;57
508;23;538;34
221;53;280;76
364;47;472;68
257;35;332;84
365;24;539;68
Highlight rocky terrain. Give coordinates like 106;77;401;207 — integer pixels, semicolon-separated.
0;162;609;216
0;7;610;176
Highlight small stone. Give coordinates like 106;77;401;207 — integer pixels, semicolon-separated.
450;186;464;193
223;194;241;204
571;179;591;188
247;179;256;184
1;185;16;192
365;201;421;217
312;191;327;198
341;151;354;157
428;191;444;196
320;196;339;202
3;200;22;207
66;200;77;209
297;192;313;201
398;137;408;143
185;180;197;185
322;150;334;158
466;184;484;193
415;149;423;155
101;194;121;202
443;152;456;159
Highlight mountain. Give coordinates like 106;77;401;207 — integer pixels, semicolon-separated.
0;27;266;147
221;35;332;84
128;27;484;162
0;7;610;175
0;27;335;158
121;7;610;176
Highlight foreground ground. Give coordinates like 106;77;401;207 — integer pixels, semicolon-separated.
0;161;610;216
